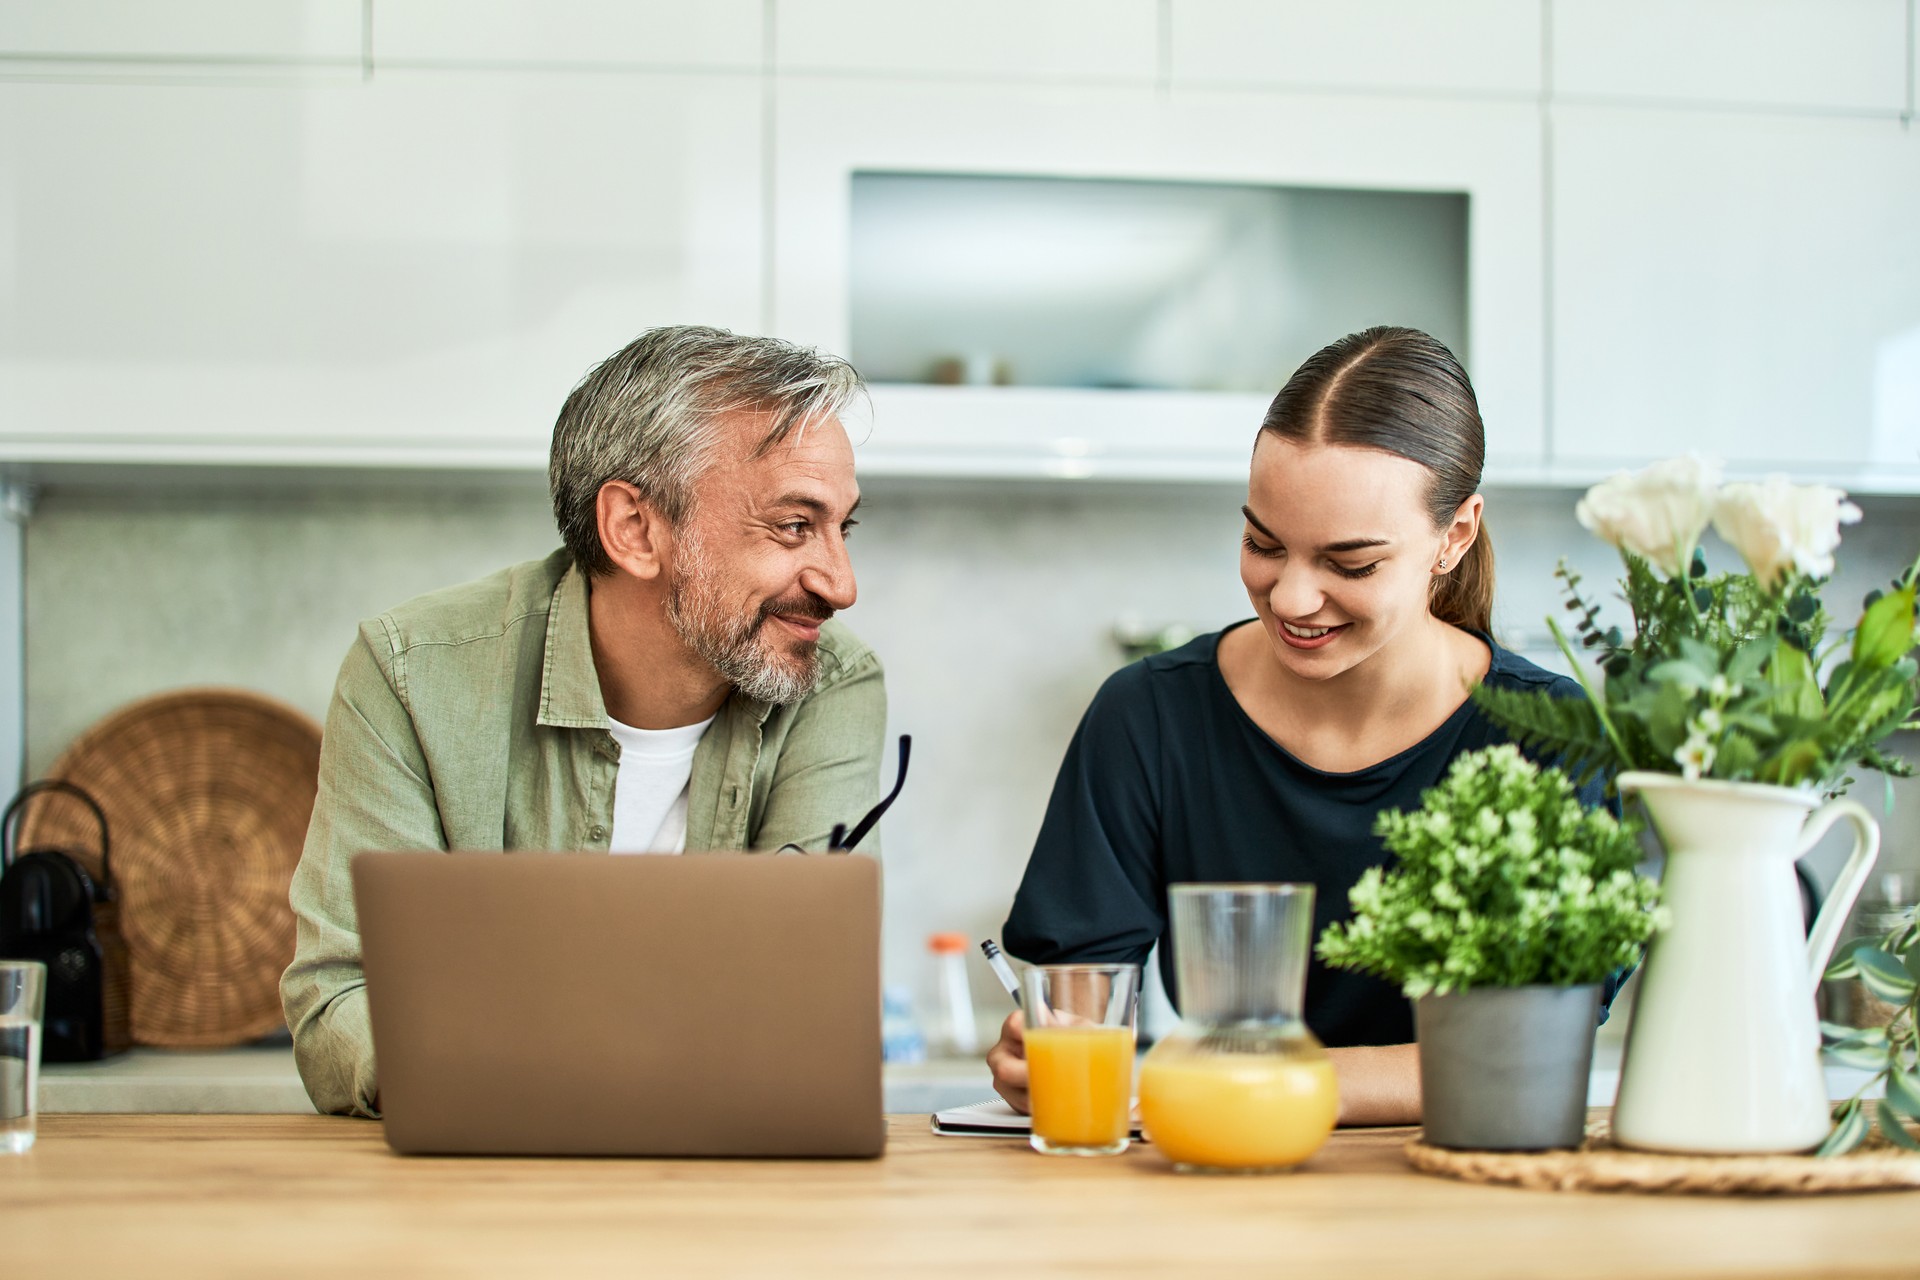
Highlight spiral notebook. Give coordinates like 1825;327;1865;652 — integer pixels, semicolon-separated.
929;1099;1146;1140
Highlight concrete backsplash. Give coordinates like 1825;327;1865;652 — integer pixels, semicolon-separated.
22;477;1920;1028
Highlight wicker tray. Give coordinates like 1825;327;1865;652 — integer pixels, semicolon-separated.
19;688;323;1047
1407;1119;1920;1196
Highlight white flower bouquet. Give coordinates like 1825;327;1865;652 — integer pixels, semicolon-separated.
1475;457;1919;792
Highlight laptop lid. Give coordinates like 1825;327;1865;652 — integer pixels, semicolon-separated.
352;851;884;1158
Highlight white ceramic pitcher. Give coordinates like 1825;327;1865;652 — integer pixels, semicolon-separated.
1612;772;1880;1154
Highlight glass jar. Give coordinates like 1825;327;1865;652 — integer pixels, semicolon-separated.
1827;878;1917;1030
1137;884;1338;1173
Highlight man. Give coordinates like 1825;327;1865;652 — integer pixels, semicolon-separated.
281;326;886;1117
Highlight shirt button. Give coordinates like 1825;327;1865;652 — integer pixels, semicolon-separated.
589;825;607;841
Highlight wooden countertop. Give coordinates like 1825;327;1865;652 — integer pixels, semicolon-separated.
4;1114;1917;1278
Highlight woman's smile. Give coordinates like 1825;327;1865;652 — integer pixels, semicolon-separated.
1278;619;1349;649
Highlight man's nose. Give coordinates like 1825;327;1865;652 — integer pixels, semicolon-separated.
803;536;858;612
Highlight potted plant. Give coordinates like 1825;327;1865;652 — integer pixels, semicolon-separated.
1316;745;1662;1151
1474;457;1920;1154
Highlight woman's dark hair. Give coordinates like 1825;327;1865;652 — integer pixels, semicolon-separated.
1258;326;1492;634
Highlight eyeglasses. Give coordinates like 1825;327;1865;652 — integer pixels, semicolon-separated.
829;734;911;852
775;734;911;855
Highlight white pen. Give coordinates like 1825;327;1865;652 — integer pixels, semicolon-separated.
979;938;1022;1008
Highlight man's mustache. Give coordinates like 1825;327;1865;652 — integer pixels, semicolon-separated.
759;593;834;625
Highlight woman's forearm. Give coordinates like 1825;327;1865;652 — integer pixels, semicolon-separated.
1327;1043;1422;1127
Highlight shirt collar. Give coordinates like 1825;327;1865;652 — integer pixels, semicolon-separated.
538;562;608;729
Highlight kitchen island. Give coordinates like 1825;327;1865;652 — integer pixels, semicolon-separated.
2;1114;1914;1277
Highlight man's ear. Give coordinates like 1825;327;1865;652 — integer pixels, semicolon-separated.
596;481;671;581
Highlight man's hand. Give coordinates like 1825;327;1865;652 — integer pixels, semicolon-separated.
986;1010;1029;1114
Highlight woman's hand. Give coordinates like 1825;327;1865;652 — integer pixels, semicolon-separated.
986;1010;1029;1113
1328;1043;1422;1127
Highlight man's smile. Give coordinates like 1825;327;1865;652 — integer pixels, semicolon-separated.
771;613;825;642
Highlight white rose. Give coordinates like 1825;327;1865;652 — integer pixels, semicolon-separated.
1575;456;1723;577
1711;477;1863;590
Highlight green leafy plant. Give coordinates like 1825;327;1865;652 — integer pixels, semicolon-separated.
1475;460;1920;794
1316;745;1664;997
1818;912;1920;1157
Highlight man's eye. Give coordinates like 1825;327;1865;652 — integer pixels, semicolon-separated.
779;521;809;536
841;519;860;537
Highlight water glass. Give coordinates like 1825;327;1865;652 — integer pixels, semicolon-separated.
1;961;46;1155
1020;963;1140;1156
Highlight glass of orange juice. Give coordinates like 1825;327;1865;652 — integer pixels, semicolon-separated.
1137;884;1339;1173
1020;963;1140;1156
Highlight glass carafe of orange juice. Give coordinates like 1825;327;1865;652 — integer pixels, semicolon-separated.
1137;884;1338;1173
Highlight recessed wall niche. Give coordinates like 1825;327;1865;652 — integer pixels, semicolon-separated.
849;172;1469;394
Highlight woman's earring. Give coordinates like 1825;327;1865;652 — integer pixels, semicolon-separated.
1436;557;1449;572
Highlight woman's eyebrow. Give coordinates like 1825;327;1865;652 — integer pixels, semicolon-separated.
1241;506;1389;554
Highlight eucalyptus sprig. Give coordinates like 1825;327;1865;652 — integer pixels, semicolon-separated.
1818;911;1920;1157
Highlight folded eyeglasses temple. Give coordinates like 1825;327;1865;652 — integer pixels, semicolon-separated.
829;734;912;852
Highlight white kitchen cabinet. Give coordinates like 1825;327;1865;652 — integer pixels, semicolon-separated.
774;79;1547;478
0;71;763;468
1552;0;1908;116
1169;0;1542;97
0;0;362;64
1550;107;1920;482
774;0;1159;82
371;1;762;71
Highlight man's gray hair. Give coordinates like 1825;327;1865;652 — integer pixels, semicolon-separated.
549;325;865;576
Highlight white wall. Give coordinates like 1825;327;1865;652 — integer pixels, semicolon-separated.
23;479;1920;1029
0;489;22;796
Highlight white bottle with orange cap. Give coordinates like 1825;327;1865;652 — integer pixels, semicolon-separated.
927;933;978;1055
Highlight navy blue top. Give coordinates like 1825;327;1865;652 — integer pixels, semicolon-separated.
1003;623;1615;1048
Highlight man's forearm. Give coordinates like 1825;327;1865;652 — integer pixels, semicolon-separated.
282;628;446;1117
285;962;381;1117
1327;1042;1422;1127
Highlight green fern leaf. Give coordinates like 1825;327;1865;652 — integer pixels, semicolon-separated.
1470;683;1619;786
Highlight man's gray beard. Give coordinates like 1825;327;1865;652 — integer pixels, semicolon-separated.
664;540;821;706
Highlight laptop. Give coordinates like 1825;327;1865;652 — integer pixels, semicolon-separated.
351;851;884;1158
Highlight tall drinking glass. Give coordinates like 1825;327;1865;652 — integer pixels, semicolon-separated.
1021;963;1140;1156
1137;884;1339;1172
1;961;46;1155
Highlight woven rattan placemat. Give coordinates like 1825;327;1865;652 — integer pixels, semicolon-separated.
20;688;322;1047
1407;1119;1920;1195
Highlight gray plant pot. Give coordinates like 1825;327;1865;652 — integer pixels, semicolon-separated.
1415;984;1601;1151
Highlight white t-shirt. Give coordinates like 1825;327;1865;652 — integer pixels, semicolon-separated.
606;713;716;854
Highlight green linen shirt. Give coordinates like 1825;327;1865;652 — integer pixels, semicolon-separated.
281;549;887;1117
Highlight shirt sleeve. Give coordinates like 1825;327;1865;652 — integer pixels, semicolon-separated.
280;619;448;1118
1002;665;1165;967
752;645;888;853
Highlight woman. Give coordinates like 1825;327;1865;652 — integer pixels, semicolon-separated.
987;326;1612;1126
